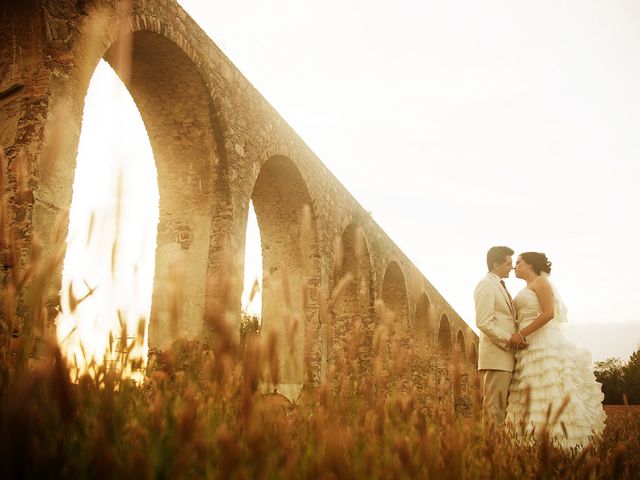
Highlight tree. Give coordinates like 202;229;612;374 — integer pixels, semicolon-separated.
594;357;625;404
623;347;640;404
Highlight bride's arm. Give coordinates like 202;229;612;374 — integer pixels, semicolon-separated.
518;276;554;338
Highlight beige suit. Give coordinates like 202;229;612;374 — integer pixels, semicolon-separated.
474;272;517;426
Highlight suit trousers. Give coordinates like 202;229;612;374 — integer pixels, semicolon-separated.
481;369;512;427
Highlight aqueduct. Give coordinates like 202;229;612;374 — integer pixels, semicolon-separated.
1;0;477;402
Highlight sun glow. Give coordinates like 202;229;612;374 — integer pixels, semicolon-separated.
56;60;159;379
241;201;262;320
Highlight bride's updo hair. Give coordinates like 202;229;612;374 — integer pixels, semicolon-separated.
520;252;552;275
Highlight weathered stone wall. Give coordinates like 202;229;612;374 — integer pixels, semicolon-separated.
1;0;478;403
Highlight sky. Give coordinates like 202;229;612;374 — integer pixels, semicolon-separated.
179;0;640;359
57;62;158;376
176;0;640;361
61;0;640;365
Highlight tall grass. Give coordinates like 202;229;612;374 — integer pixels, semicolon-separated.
1;325;639;478
1;153;639;479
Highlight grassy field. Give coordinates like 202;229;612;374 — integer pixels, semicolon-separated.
604;405;640;415
1;331;639;480
1;150;638;479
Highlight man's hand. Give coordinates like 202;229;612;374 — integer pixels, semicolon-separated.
508;332;528;350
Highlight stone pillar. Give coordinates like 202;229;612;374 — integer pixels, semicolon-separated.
1;2;83;338
103;31;222;351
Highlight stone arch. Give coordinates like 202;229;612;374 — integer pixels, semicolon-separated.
380;261;409;329
413;292;433;349
470;341;478;369
251;155;320;398
22;12;233;352
453;329;470;412
331;222;374;370
4;7;235;354
437;314;452;358
410;292;434;398
435;314;453;406
454;329;466;368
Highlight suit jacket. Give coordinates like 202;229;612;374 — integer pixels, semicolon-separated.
474;273;517;371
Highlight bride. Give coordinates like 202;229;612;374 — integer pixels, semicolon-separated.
505;252;606;449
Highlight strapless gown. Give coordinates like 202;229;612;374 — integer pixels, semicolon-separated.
505;288;606;449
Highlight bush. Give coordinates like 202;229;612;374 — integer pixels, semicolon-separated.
595;350;640;405
624;350;640;404
595;358;626;404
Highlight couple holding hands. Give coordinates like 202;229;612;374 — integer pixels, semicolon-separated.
474;246;606;449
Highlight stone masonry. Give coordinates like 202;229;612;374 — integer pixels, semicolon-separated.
1;0;478;403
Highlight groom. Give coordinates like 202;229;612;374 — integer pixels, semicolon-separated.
474;246;527;428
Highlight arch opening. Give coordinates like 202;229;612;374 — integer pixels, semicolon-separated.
380;261;409;330
331;223;373;372
454;330;466;368
240;200;262;344
411;292;434;397
414;292;433;350
435;314;453;405
470;341;479;369
53;27;229;377
437;314;452;357
251;155;320;399
454;330;467;408
57;60;159;379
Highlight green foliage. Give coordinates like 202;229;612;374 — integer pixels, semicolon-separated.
624;350;640;404
595;358;626;404
595;348;640;405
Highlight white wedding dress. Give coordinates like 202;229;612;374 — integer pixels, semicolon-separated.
505;283;606;449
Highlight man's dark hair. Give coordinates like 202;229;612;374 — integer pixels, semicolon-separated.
486;246;514;271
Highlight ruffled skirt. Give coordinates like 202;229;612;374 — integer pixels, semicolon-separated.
505;321;607;450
